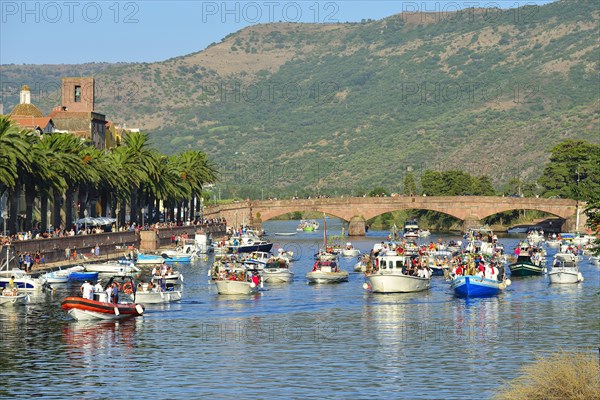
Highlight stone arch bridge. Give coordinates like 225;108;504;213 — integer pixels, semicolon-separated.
203;196;585;235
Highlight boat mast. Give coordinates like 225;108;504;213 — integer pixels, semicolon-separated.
323;213;327;249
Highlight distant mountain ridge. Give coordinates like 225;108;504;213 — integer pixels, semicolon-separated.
1;0;598;198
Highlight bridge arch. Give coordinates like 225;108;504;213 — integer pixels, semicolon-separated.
257;207;349;223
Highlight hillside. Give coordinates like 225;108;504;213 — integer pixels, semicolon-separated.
1;0;598;198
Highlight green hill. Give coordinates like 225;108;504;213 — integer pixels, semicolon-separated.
1;0;598;198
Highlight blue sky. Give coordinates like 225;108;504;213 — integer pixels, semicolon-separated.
1;1;556;65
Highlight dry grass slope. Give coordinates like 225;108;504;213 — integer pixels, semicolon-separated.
494;350;600;400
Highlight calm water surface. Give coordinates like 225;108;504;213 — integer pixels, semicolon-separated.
1;220;599;399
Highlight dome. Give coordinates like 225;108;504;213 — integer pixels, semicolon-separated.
21;84;30;91
9;103;43;118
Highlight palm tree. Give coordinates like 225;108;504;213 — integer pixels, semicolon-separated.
0;116;30;190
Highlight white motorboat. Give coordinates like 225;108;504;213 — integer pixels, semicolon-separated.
39;269;70;284
0;246;45;291
364;255;430;293
136;253;166;265
546;239;561;247
85;261;140;275
131;281;182;304
590;256;599;266
0;268;44;291
306;259;348;284
0;289;29;306
354;255;371;272
214;279;258;295
549;253;583;284
341;243;360;258
262;266;294;283
527;229;545;245
418;229;431;238
507;226;529;234
403;220;420;239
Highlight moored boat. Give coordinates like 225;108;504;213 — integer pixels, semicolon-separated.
0;288;29;306
84;261;140;275
135;253;165;265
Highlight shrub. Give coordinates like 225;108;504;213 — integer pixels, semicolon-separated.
494;350;600;400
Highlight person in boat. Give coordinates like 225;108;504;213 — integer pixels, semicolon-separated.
251;273;260;286
81;281;94;300
94;281;103;293
313;261;319;272
112;282;119;304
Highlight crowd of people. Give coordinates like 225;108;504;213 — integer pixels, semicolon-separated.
80;280;120;303
0;218;227;245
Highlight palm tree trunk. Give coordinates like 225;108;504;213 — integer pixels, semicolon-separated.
119;202;126;229
8;184;20;235
24;183;36;232
100;190;108;217
53;190;62;230
130;190;138;226
78;187;88;218
65;189;75;231
40;195;48;232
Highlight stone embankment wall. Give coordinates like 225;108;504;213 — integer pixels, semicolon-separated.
5;224;226;264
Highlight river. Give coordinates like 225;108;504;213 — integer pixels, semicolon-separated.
1;219;598;399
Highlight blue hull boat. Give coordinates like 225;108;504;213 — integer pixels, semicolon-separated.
69;271;99;281
162;255;192;263
450;275;507;298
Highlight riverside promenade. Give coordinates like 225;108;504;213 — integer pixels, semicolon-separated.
3;223;226;273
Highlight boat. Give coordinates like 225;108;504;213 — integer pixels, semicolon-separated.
507;226;529;234
590;256;599;266
194;230;213;254
210;261;261;295
262;258;294;283
160;250;193;264
527;228;545;245
509;244;546;276
297;220;319;232
61;276;144;321
39;269;70;284
363;254;430;293
450;275;510;298
418;229;431;238
354;254;371;272
306;214;348;284
84;261;140;275
135;253;165;265
0;245;45;291
274;232;297;236
549;253;583;284
0;288;29;306
306;260;349;284
464;228;503;257
403;220;420;239
131;280;183;304
67;266;99;281
341;242;360;258
227;231;273;253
